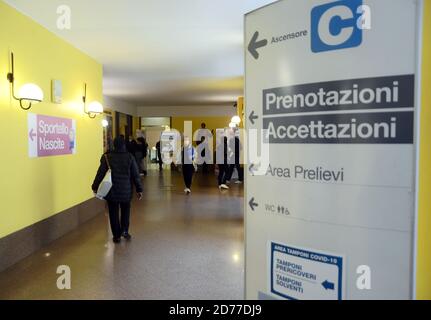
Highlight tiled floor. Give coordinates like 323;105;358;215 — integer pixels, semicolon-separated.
0;168;244;300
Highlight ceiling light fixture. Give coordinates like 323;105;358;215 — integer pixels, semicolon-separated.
7;52;44;110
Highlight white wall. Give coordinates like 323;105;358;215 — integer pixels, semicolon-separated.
144;127;165;150
102;98;238;118
137;105;237;117
141;117;170;126
104;96;137;116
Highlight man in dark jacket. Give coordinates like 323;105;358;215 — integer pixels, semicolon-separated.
226;135;243;184
137;137;148;176
92;136;143;243
156;140;163;171
216;136;229;190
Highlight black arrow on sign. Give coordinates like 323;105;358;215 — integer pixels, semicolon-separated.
249;197;259;211
249;164;256;176
249;162;261;176
248;31;268;60
249;111;259;125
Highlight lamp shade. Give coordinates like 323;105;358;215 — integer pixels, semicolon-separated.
231;115;241;124
88;101;104;114
19;83;43;102
229;122;236;128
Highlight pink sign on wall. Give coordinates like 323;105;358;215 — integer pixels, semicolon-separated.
28;113;77;158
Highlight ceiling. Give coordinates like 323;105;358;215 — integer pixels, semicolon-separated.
5;0;275;106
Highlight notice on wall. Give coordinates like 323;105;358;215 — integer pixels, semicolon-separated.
245;0;421;300
270;242;343;300
28;113;77;158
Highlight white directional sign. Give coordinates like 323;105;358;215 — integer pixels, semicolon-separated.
245;0;423;300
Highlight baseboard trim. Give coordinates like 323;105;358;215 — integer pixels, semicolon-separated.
0;198;105;272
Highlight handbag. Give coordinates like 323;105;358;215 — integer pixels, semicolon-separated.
96;154;113;200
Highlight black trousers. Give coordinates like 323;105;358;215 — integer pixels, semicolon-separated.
107;201;131;239
183;164;194;189
218;164;228;186
202;162;208;173
227;164;244;182
157;153;163;170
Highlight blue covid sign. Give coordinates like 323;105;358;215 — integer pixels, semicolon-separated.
270;242;344;300
311;0;363;53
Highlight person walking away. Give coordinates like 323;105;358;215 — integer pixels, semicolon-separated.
198;123;211;173
196;136;209;174
137;137;148;176
132;139;144;175
156;140;163;171
92;136;143;243
126;136;135;153
226;134;244;184
216;136;229;190
143;137;149;176
182;137;196;195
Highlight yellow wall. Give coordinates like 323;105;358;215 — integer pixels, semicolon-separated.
171;116;232;141
237;97;244;128
133;116;140;136
0;1;103;238
416;1;431;300
118;113;128;136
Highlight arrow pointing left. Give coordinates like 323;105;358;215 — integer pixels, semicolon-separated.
249;162;261;176
249;164;256;176
322;280;335;291
249;197;259;211
248;31;268;60
249;111;259;125
29;128;37;141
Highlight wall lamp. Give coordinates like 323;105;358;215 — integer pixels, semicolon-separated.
7;52;44;110
231;115;241;125
82;83;103;118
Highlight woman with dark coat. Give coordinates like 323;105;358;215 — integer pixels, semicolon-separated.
92;136;143;243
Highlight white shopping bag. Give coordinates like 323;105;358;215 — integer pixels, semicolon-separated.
96;155;113;199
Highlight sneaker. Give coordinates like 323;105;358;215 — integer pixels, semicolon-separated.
113;237;121;243
219;184;229;190
235;180;243;184
184;188;191;194
122;232;132;240
226;180;231;185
